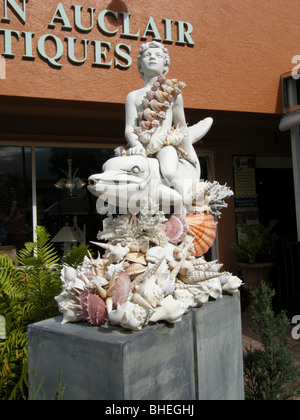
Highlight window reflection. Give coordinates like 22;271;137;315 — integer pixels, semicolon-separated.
0;146;32;254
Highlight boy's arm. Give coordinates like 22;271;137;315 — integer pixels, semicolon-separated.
125;92;146;155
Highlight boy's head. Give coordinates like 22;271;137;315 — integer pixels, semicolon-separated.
137;41;170;79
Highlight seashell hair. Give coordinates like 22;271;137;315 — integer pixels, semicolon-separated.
137;41;170;79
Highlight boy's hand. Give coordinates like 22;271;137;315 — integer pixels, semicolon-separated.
127;143;146;157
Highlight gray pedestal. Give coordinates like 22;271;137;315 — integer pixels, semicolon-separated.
27;293;244;400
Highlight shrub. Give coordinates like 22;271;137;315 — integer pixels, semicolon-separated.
244;282;300;400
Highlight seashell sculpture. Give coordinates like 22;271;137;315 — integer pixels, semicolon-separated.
56;42;242;332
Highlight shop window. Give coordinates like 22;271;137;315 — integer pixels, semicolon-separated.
35;147;115;254
0;146;32;255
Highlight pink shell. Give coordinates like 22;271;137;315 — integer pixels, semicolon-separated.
162;214;188;244
79;290;108;326
113;272;131;308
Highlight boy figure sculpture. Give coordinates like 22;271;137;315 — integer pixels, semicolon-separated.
124;41;213;196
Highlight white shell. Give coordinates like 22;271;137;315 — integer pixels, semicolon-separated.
149;295;185;323
109;301;153;331
136;275;164;308
221;275;243;294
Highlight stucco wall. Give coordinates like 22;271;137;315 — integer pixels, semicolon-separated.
0;0;299;114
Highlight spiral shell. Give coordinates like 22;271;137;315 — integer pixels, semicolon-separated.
149;295;184;323
144;108;158;122
154;89;169;103
162;214;188;244
186;213;217;256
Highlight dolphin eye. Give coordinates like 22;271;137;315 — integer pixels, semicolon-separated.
131;166;140;174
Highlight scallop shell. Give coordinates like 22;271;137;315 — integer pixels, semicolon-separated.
113;272;131;308
162;214;188;244
125;252;147;265
149;295;184;323
186;213;217;256
125;263;147;278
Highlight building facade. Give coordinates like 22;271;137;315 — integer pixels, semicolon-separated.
0;0;298;282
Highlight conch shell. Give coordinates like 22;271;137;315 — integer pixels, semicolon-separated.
186;213;217;256
149;295;185;324
135;275;164;308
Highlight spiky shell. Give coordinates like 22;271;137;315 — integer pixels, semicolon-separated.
136;275;164;308
113;272;131;308
79;291;108;326
162;214;188;244
186;213;216;256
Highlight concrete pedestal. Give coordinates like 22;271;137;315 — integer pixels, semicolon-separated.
27;293;244;400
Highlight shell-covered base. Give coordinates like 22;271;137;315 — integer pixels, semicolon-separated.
55;207;242;331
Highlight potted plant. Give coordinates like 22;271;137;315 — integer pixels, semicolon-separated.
231;220;279;290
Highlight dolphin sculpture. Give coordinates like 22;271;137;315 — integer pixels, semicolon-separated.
88;118;213;215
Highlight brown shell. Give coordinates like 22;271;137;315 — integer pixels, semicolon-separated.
140;120;152;131
162;214;188;244
144;108;157;122
186;213;217;257
154;89;169;103
113;271;131;308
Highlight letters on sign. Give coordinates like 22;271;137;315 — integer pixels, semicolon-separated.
0;1;195;69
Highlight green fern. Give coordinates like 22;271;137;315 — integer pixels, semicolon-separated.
61;245;93;268
0;226;92;400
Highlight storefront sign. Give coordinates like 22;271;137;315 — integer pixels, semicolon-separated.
0;0;195;69
233;155;258;220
